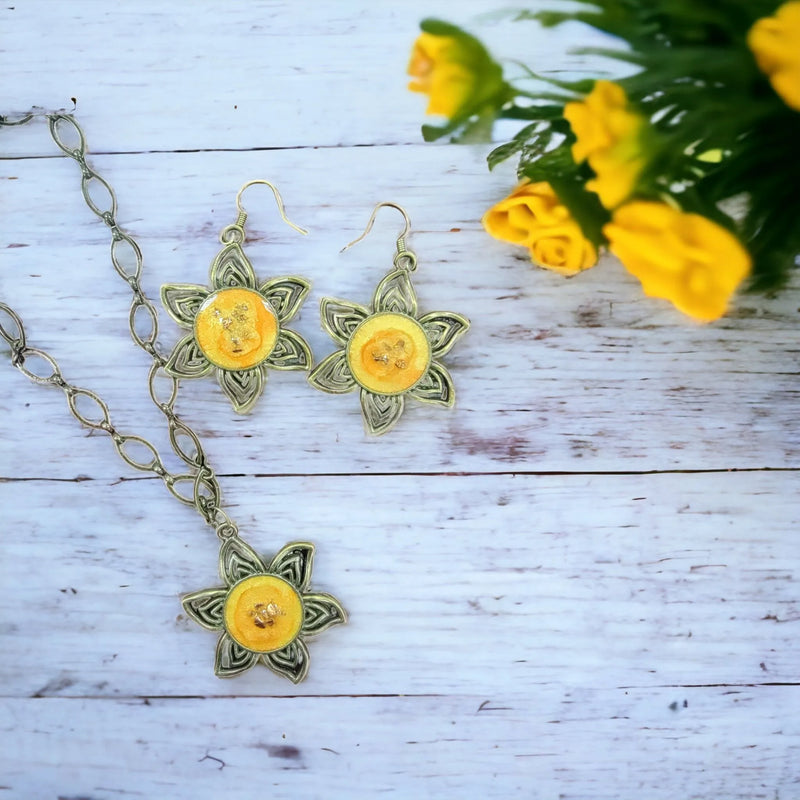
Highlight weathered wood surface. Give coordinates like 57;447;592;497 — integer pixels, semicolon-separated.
1;2;798;799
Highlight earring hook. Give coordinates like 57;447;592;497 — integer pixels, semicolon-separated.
340;201;411;252
235;180;308;236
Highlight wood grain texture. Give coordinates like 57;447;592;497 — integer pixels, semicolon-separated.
1;1;798;799
2;690;798;800
0;471;797;698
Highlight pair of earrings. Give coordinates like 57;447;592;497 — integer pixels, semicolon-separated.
160;181;470;436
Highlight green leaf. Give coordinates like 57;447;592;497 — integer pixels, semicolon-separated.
548;175;610;248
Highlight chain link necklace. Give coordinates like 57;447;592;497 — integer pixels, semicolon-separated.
0;113;346;683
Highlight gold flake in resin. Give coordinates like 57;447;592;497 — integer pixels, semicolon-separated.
347;312;431;394
194;287;278;371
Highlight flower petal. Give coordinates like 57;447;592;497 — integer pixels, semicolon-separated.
373;269;417;316
214;632;259;678
219;536;267;586
182;587;227;631
265;329;312;371
262;639;310;684
259;276;311;323
160;284;209;328
308;350;357;394
419;311;470;357
319;297;370;345
217;367;265;414
360;389;405;436
408;362;455;407
269;542;315;592
165;334;213;379
209;242;257;290
302;593;347;636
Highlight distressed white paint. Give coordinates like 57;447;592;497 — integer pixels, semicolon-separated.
2;689;798;800
0;1;798;799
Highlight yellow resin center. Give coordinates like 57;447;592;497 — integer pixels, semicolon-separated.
194;288;278;371
223;574;304;653
347;312;431;394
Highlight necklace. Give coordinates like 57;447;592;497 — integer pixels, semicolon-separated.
0;112;346;683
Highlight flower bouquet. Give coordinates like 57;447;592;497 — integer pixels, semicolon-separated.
408;2;800;321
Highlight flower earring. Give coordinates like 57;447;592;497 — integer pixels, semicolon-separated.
309;203;470;435
161;181;313;413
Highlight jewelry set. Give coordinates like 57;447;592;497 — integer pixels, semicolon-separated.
0;113;470;682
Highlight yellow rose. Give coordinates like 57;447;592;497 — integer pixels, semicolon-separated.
482;181;598;276
603;202;751;321
564;80;646;209
408;32;479;119
748;1;800;111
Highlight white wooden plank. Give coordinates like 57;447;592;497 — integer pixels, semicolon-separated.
2;146;798;476
0;471;796;698
0;0;617;155
1;690;798;800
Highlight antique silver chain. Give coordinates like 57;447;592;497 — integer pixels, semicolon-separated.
0;113;238;540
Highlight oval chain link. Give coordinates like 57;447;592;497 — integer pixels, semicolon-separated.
0;113;237;540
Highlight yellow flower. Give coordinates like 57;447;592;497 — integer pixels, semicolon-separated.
407;31;483;119
564;80;646;209
482;181;598;276
408;33;476;118
748;1;800;111
603;202;751;321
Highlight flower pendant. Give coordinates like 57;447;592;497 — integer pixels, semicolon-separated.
182;537;346;682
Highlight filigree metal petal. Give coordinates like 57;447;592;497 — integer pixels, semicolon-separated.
259;276;311;323
269;542;315;592
319;297;370;345
182;587;227;631
302;593;347;636
419;311;471;357
209;242;257;290
165;334;213;379
160;283;209;328
360;389;405;436
219;536;267;586
308;350;357;394
408;361;455;407
262;639;310;684
265;329;312;371
217;367;265;414
215;632;259;678
373;269;417;316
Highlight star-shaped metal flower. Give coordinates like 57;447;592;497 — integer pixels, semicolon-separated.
182;537;346;682
308;268;469;435
161;241;312;413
